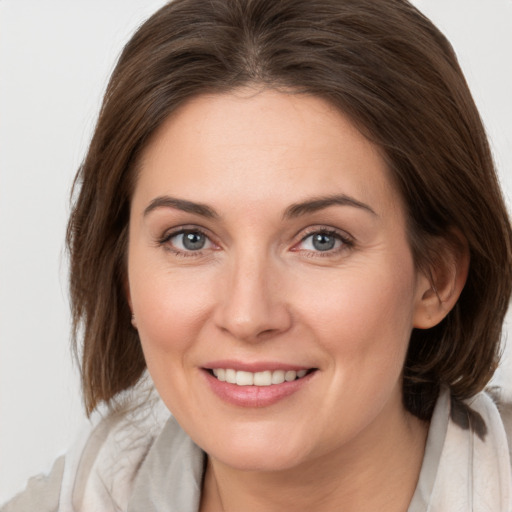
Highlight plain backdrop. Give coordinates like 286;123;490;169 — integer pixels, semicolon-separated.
0;0;511;503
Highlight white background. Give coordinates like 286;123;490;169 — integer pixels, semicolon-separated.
0;0;511;503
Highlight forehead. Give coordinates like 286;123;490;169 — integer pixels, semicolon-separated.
134;89;402;218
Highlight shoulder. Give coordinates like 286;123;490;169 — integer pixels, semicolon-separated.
487;387;512;462
0;457;65;512
1;381;170;512
66;387;170;511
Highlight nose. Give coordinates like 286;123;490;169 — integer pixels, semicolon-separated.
213;250;292;342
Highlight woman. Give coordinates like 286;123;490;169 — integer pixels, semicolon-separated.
3;0;511;510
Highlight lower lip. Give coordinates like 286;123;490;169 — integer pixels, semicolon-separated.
203;370;315;408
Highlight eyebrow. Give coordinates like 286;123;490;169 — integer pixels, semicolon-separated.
283;194;377;219
143;193;376;220
144;196;219;218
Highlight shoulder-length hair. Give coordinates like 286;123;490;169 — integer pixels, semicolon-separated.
67;0;512;419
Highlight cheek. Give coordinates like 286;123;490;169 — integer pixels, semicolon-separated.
295;262;417;361
295;264;417;428
129;263;215;358
129;266;218;417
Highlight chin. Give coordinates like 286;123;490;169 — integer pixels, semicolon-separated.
204;433;313;473
214;450;306;473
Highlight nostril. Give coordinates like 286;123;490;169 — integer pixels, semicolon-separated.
257;328;280;338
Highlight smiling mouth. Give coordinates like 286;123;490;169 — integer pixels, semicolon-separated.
208;368;316;386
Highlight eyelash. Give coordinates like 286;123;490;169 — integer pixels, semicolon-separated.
157;226;354;258
158;227;215;258
294;227;354;257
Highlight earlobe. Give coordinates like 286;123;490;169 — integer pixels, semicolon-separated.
413;234;470;329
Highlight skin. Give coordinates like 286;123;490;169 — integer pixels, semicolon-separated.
127;89;465;511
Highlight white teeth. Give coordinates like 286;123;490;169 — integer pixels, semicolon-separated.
271;370;285;384
225;369;236;384
285;370;297;382
236;371;254;386
253;371;272;386
211;368;309;386
213;368;226;381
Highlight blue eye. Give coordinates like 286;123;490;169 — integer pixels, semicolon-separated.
169;230;212;251
299;230;347;252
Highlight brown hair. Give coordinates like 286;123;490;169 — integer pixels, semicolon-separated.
67;0;512;418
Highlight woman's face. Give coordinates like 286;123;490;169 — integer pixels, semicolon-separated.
127;89;431;471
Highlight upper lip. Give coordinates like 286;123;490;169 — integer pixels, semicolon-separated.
203;360;314;372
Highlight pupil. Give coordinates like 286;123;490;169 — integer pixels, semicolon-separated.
183;232;205;250
312;233;335;251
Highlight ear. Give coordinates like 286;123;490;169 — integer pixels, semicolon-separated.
413;233;470;329
124;276;138;329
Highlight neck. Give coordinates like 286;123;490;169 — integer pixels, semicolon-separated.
200;402;428;512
